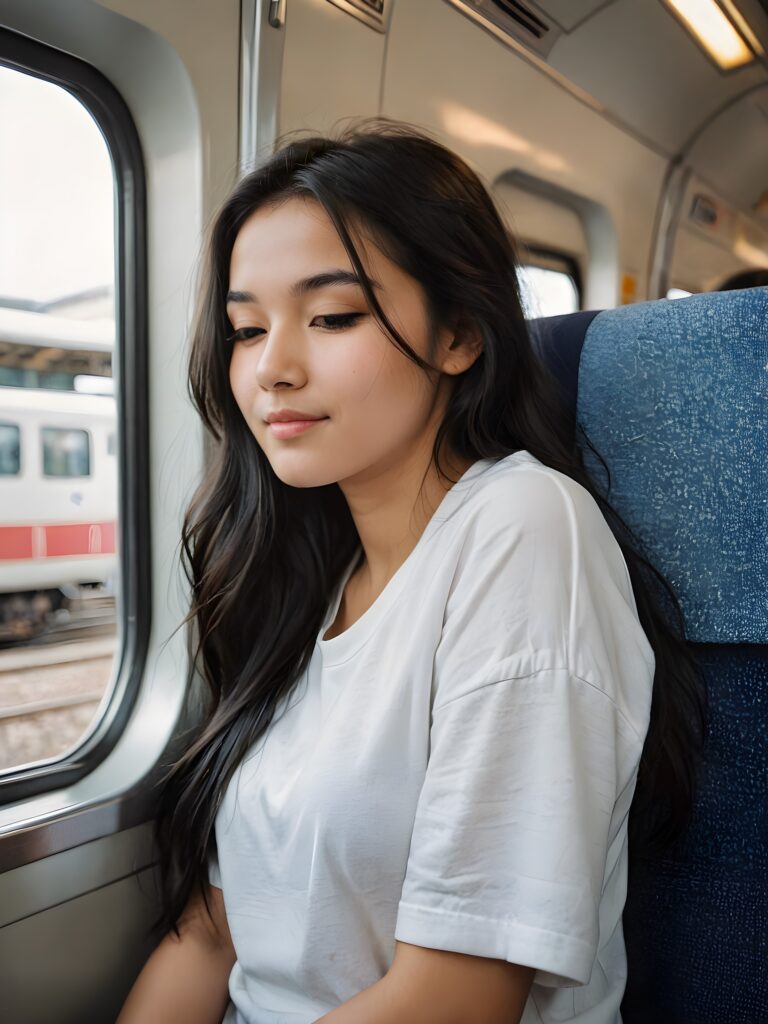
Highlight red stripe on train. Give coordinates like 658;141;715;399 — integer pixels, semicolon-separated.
0;522;117;560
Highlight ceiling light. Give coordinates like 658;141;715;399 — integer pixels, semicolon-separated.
719;0;764;55
665;0;756;69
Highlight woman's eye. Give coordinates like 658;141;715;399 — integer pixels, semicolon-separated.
228;326;265;343
227;313;364;343
312;313;365;330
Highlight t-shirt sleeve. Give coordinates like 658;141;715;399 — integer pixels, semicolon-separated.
394;667;643;987
394;466;654;987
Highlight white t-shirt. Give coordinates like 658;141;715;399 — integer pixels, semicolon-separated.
208;450;655;1024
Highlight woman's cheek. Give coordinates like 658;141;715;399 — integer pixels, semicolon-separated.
229;350;260;406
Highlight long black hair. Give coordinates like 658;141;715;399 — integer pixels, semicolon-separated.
153;118;708;937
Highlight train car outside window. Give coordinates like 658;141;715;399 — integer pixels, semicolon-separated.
41;426;91;477
0;48;141;783
0;422;20;475
517;249;582;318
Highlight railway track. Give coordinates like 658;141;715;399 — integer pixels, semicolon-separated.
22;605;117;647
0;605;118;770
0;592;117;650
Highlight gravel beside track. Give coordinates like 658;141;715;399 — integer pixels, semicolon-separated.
0;637;116;771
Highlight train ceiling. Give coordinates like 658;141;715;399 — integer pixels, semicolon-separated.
454;0;768;215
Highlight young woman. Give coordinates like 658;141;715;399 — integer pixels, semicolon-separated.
118;119;707;1024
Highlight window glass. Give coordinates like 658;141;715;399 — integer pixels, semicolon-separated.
0;64;118;773
0;422;20;475
41;426;91;477
518;265;580;318
667;287;693;300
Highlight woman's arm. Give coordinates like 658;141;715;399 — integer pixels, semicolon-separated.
314;941;533;1024
117;883;236;1024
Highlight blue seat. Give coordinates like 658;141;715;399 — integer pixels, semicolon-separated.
529;288;768;1024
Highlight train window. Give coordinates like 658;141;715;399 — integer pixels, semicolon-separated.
518;265;581;317
516;246;582;318
0;44;144;787
0;422;20;475
41;427;91;478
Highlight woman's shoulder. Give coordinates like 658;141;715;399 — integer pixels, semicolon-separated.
448;449;625;588
461;449;615;555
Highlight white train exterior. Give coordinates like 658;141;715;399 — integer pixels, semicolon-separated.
0;306;116;637
0;386;117;590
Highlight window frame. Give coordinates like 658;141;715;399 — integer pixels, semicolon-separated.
0;27;150;803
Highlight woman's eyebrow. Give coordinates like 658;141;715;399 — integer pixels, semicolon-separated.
226;269;381;305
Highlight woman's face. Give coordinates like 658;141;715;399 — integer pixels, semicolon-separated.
227;196;467;490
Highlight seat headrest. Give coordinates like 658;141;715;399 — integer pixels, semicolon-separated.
574;287;767;644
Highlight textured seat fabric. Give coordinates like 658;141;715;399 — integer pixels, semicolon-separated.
529;288;768;1023
621;644;767;1024
576;289;767;644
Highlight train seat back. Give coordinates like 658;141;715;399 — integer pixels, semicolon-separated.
530;287;768;1024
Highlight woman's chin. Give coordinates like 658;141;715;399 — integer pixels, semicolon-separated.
267;458;342;491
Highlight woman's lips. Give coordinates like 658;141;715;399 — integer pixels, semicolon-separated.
268;417;329;439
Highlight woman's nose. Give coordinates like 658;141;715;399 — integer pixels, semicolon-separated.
253;320;307;389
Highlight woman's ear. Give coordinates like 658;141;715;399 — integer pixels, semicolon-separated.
440;315;484;376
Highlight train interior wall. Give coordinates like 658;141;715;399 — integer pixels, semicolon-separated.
0;1;766;1020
